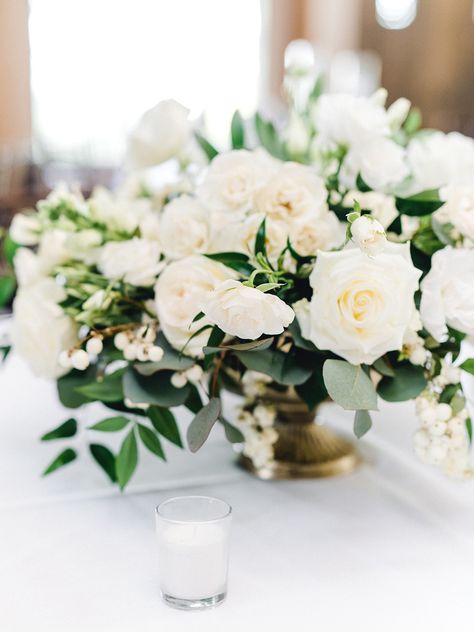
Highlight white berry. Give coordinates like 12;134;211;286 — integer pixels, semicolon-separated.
436;403;452;422
114;332;129;350
123;343;139;361
58;350;72;369
171;372;187;388
148;345;164;362
71;349;90;371
86;336;103;356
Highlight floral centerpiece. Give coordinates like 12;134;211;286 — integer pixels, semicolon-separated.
4;71;474;488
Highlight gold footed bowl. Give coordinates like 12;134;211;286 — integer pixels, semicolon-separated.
238;387;361;480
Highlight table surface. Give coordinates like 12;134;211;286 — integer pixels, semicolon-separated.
1;336;474;632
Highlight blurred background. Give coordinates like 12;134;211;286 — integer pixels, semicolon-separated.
0;0;473;227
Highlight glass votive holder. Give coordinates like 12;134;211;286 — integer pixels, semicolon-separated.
155;495;232;610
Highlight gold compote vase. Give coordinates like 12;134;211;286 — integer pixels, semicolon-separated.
238;386;360;480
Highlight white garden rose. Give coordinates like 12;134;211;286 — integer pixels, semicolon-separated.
407;132;474;192
9;213;41;246
254;162;327;222
234;214;287;263
126;99;191;169
350;215;387;256
307;243;421;364
202;279;294;340
11;278;78;379
160;195;210;259
197;149;275;215
343;191;398;229
340;137;409;191
154;256;234;356
438;186;474;241
289;211;344;256
13;248;44;287
98;238;163;286
420;247;474;342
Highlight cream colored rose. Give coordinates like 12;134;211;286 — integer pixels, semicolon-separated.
160;195;210;259
98;238;163;286
307;243;421;365
12;279;78;379
9;213;41;246
254;162;327;222
126;99;191;169
351;215;387;256
289;211;344;256
420;247;474;342
154;256;234;356
234;214;287;263
197;149;276;214
202;279;294;340
438;186;474;241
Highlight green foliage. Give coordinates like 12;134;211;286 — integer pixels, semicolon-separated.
77;369;125;402
147;406;183;448
395;190;444;217
373;357;395;377
205;252;255;276
116;427;138;490
377;364;426;402
89;444;117;482
220;417;244;443
354;410;372;439
137;423;165;459
254;112;287;160
460;359;474;375
295;366;327;409
194;131;219;160
123;369;190;408
466;418;472;444
187;398;221;453
88;416;130;432
41;418;77;441
42;448;77;476
57;368;97;408
403;108;422;136
288;319;317;351
236;348;313;385
231;110;245;149
134;332;194;375
203;337;273;355
254;217;267;256
0;275;16;308
323;360;377;411
356;174;371;192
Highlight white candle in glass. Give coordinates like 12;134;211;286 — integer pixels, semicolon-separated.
156;496;232;610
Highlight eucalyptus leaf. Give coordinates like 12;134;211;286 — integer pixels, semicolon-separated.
42;448;77;476
236;349;312;385
323;360;377;411
187;398;221;453
203;337;273;355
147;406;183;448
220;418;244;443
115;428;138;490
134;332;194;375
295;367;327;409
41;418;77;441
184;385;203;414
88;416;130;432
89;443;117;482
354;410;372;438
57;366;98;408
137;424;165;460
123;369;190;408
288;319;317;351
377;364;426;402
373;357;395;377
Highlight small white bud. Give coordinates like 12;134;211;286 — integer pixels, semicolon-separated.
71;349;90;371
58;350;72;369
171;372;187;388
135;345;150;362
114;332;130;350
86;336;103;356
148;345;164;362
436;403;452;422
123;343;139;361
409;347;427;366
185;364;203;383
351;215;387;257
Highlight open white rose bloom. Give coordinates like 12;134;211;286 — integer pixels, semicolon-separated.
5;77;474;488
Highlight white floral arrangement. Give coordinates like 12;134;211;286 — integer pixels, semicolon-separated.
2;69;474;488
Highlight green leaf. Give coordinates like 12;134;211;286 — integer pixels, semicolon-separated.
309;75;324;100
41;418;77;441
42;448;77;476
184;385;203;414
123;369;190;407
395;190;444;217
356;174;371;192
404;108;422;135
354;410;372;439
254;113;286;160
147;406;183;448
460;359;474;375
466;418;472;444
0;275;16;307
295;367;328;409
231;110;245;149
323;360;378;411
0;345;11;362
89;443;117;482
377;364;426;402
236;349;312;385
450;392;465;416
254;217;267;256
203;337;273;355
137;424;165;460
115;428;138;490
372;357;395;377
76;369;124;403
439;383;459;404
187;398;221;453
288;319;317;351
57;366;98;408
194;131;218;161
220;417;244;443
88;416;130;432
3;233;20;266
205;251;254;276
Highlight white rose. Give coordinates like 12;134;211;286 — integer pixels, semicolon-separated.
407;132;474;192
351;215;387;256
11;278;78;379
232;214;288;263
154;255;234;356
37;230;70;271
438;186;474;241
254;162;327;222
14;248;44;287
197;149;276;215
343;190;398;229
9;213;41;246
160;195;210;259
89;187;153;233
340;137;409;191
420;247;474;342
98;238;162;286
126;99;191;169
202;279;294;340
289;211;344;256
307;243;421;364
292;298;311;339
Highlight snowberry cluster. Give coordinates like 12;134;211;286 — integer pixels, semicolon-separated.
403;312;430;367
170;365;204;388
114;325;164;362
237;402;278;469
241;370;273;399
59;334;104;371
413;363;472;478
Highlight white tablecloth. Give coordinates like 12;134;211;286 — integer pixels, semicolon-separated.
1;347;474;632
